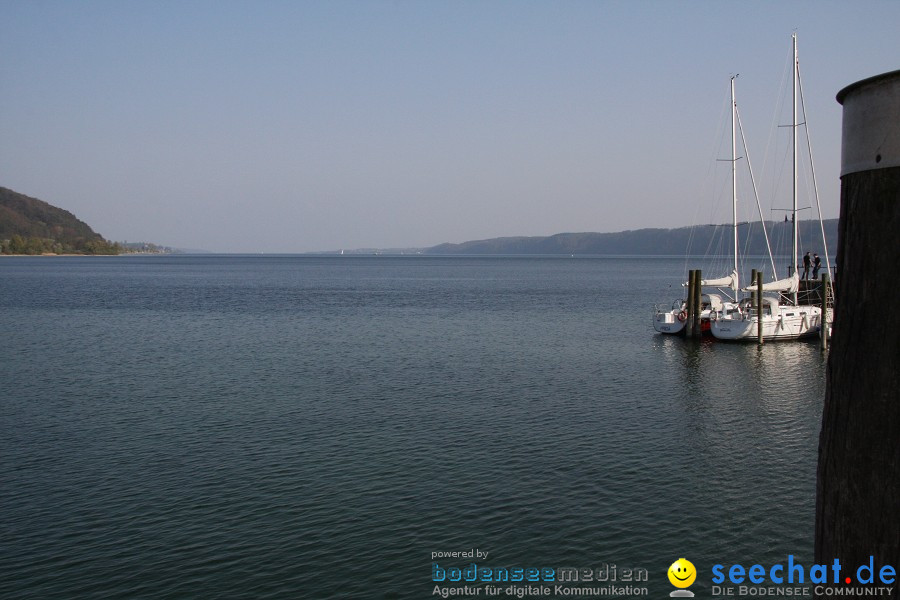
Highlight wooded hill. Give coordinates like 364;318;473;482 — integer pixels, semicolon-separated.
425;219;838;256
0;186;119;254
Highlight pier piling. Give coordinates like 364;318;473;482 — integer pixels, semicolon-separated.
684;269;703;339
756;271;763;345
692;270;702;338
750;269;757;311
684;269;694;337
820;273;830;351
816;70;900;576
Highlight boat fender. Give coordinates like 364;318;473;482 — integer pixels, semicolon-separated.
677;310;687;322
710;310;718;322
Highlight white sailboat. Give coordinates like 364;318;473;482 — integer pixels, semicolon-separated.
654;76;745;335
711;34;822;342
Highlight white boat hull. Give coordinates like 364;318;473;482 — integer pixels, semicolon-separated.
654;295;740;336
710;305;822;341
653;309;688;335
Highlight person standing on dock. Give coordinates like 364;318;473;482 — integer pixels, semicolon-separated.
813;253;822;279
802;251;812;279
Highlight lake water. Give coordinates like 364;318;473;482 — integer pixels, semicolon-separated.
0;256;826;599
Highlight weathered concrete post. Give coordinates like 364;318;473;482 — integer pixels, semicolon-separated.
816;71;900;575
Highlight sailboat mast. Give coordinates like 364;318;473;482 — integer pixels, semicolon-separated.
731;76;739;299
791;33;799;304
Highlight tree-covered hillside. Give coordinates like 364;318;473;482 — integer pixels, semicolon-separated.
426;219;838;256
0;186;119;254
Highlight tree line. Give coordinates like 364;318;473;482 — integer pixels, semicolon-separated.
1;235;121;255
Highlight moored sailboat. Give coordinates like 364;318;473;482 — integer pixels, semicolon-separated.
654;76;746;335
710;273;821;341
710;34;823;342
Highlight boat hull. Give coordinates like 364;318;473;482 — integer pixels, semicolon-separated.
710;306;822;341
653;310;688;335
653;311;718;336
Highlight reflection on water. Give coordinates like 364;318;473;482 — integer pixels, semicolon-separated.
0;256;827;599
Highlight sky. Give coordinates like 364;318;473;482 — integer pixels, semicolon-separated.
1;1;898;253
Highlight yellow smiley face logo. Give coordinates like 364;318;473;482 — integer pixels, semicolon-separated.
668;558;696;588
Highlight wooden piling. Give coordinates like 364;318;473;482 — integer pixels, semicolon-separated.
688;269;699;338
693;269;702;338
685;270;694;336
750;268;757;307
817;70;900;572
756;271;763;344
820;273;829;351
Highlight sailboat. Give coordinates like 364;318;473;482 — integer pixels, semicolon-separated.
653;76;745;335
710;35;823;342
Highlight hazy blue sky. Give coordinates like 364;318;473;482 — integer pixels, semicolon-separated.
2;1;898;252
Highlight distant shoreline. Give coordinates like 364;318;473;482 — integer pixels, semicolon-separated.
0;252;169;257
0;253;114;257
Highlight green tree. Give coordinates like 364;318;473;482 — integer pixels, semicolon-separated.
82;239;121;255
8;234;26;254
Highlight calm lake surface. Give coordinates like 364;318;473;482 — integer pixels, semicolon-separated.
0;256;826;599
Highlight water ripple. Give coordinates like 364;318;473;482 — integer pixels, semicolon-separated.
0;257;825;599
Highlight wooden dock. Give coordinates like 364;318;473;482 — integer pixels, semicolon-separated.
797;276;835;307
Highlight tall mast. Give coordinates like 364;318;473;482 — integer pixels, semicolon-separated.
731;76;739;298
791;33;799;304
